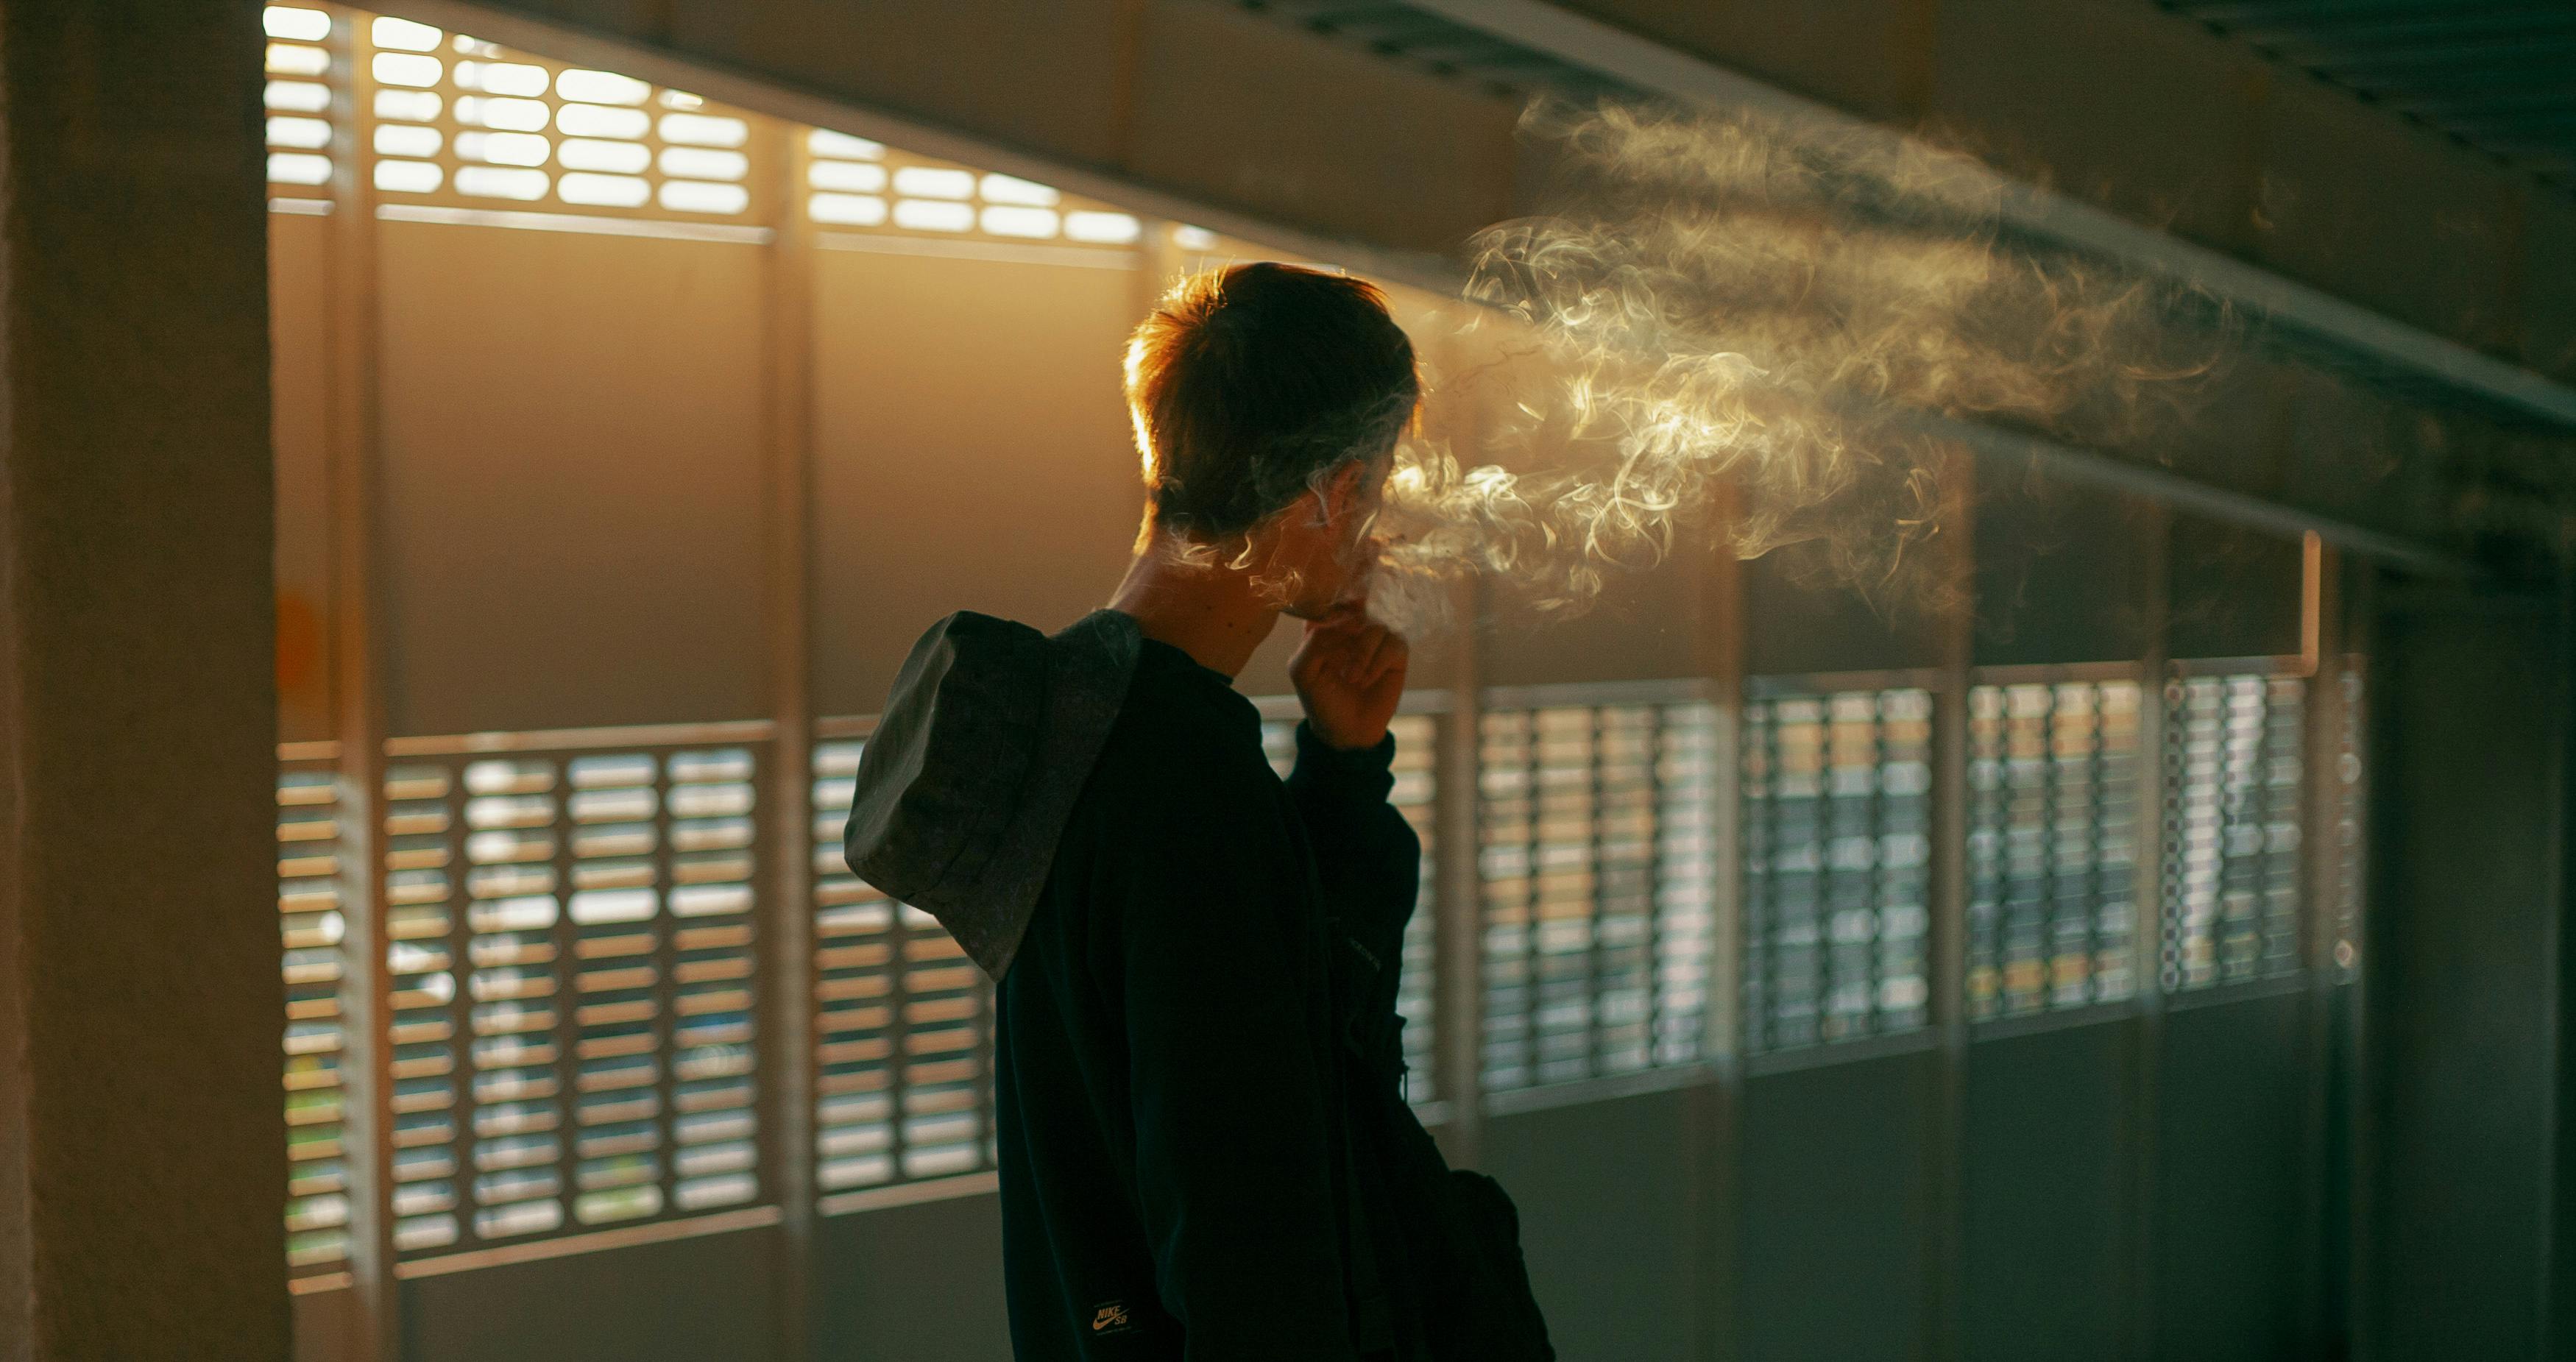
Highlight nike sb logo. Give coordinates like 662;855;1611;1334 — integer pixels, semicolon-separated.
1091;1301;1134;1334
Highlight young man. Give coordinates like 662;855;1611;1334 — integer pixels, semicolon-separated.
845;263;1434;1360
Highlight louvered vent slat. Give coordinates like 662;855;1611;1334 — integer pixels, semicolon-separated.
343;10;768;222
378;740;762;1260
2333;667;2366;982
1652;706;1719;1065
264;7;338;196
804;129;1144;250
1965;681;2142;1018
1741;687;1934;1054
1479;699;1716;1092
279;760;351;1274
810;739;998;1193
2160;673;2307;991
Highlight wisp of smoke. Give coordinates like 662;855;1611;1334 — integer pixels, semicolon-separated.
1363;99;2233;639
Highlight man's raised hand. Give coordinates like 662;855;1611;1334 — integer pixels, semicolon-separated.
1288;605;1409;751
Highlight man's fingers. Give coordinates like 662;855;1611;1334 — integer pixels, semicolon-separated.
1338;623;1389;682
1306;618;1372;678
1343;625;1409;686
1297;613;1409;695
1379;633;1410;682
1359;631;1409;687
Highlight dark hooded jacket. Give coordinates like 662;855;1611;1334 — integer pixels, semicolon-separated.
844;608;1426;1361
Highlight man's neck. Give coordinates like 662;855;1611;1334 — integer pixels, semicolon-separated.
1105;536;1281;680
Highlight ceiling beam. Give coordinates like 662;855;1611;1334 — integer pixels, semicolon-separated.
1403;0;2576;433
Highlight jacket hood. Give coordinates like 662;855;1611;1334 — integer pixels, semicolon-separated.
842;608;1144;981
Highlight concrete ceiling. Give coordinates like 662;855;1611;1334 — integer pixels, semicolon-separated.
2157;0;2576;196
425;0;2576;575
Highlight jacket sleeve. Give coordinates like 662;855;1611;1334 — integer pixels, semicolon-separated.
1284;722;1423;1083
1094;765;1360;1362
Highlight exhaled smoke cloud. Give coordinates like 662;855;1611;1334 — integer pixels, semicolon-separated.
1363;99;2234;639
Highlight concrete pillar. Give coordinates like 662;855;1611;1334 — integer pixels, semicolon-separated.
0;3;287;1358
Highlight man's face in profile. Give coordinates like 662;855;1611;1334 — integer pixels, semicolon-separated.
1275;454;1391;622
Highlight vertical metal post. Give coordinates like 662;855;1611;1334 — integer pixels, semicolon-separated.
1643;700;1669;1068
2086;687;2109;1005
1965;690;1994;1018
2040;684;2064;1010
1106;0;1149;171
2242;675;2278;981
325;11;400;1360
1429;319;1490;1164
1925;455;1976;1362
1584;709;1607;1079
2343;562;2379;1362
1692;477;1747;1362
2547;556;2576;1362
1752;703;1784;1054
1136;219;1181;321
758;116;820;1362
2296;533;2346;1350
1434;572;1487;1167
1865;693;1892;1041
1519;717;1541;1087
643;757;679;1228
2126;501;2173;1362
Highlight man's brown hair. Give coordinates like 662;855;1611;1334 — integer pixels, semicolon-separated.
1123;262;1419;547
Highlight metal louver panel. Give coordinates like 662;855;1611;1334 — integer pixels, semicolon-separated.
353;10;768;223
1965;680;2143;1018
1478;698;1718;1091
1741;687;1935;1053
2332;666;2367;982
804;128;1148;250
810;737;998;1196
2160;673;2307;990
280;757;353;1274
378;737;765;1257
263;6;339;196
